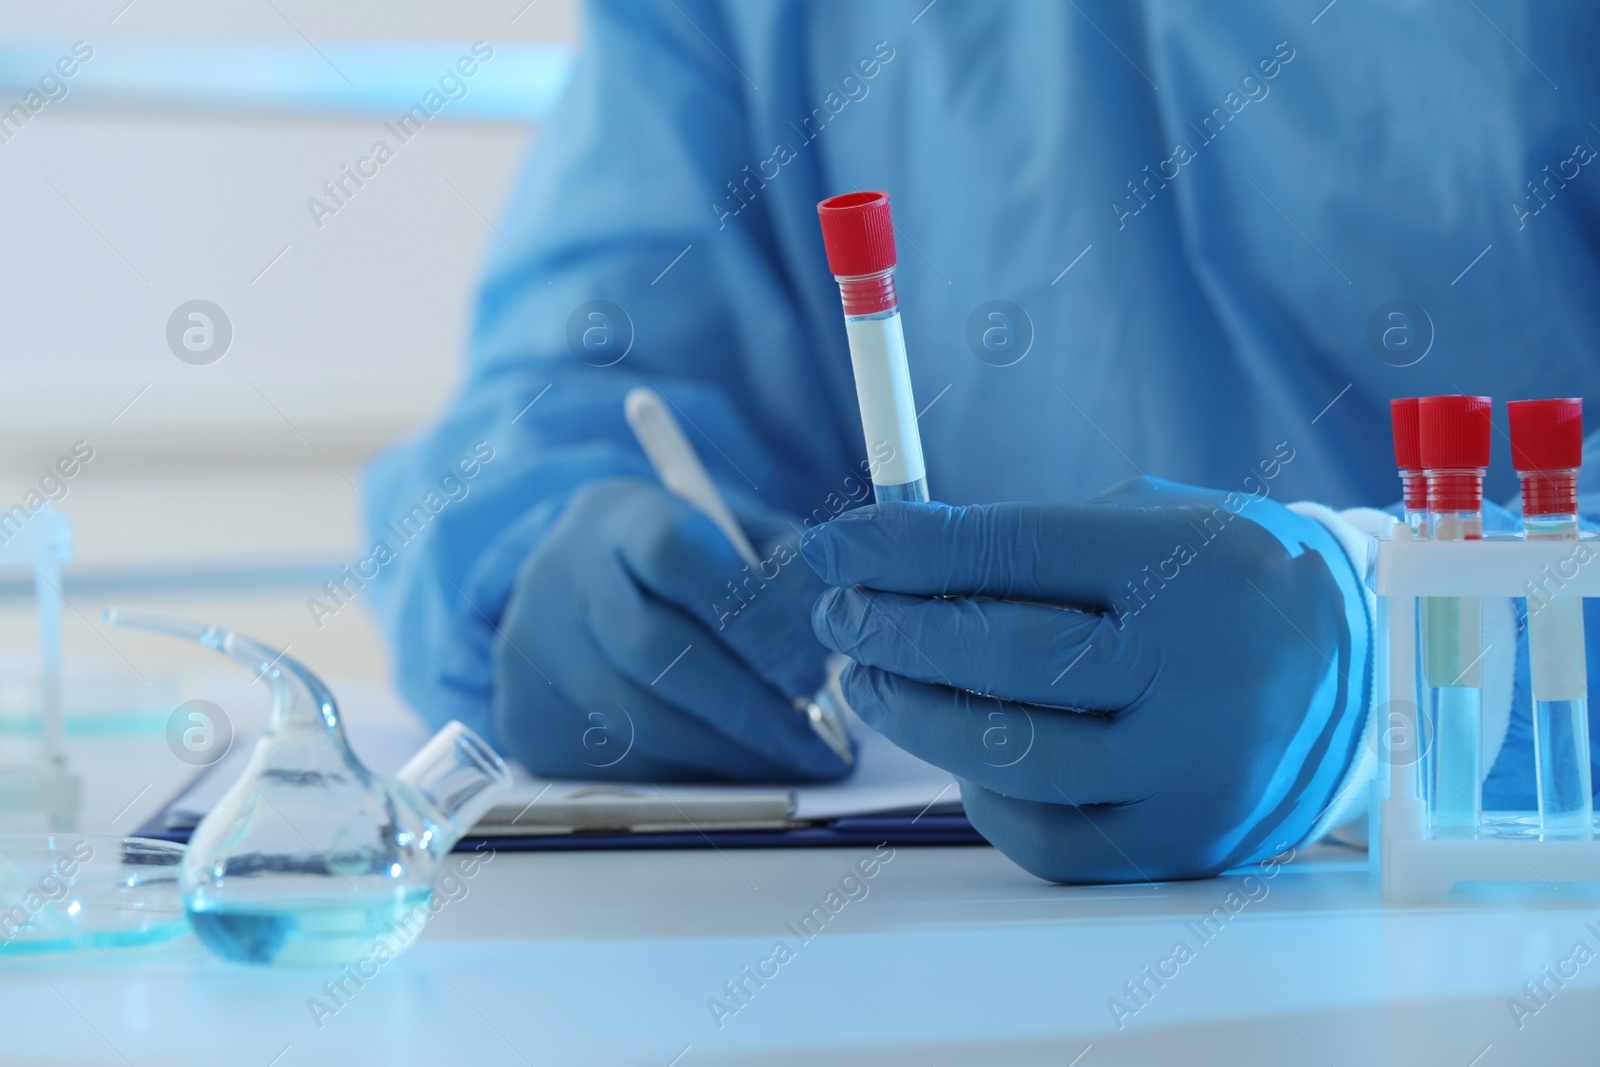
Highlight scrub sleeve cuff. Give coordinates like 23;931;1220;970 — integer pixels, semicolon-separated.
1287;503;1515;848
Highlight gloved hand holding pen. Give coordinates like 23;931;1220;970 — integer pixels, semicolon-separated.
493;476;851;783
802;477;1374;882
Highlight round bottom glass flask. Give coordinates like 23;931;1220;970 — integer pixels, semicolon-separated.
106;611;512;966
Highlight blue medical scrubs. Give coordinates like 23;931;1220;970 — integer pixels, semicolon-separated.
365;0;1600;753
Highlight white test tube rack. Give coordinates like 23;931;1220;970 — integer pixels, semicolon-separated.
1374;524;1600;903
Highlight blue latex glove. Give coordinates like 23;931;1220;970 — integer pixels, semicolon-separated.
803;479;1372;883
493;477;850;782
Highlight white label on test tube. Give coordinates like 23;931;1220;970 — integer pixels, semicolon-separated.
1453;596;1482;687
1529;597;1588;702
845;314;926;488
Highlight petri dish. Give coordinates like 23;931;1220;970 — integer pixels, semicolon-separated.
0;834;189;956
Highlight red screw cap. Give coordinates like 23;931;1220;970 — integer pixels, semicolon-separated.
1507;398;1582;472
1417;395;1492;470
817;191;898;277
1390;397;1422;470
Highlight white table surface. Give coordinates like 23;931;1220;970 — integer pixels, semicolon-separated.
6;728;1600;1067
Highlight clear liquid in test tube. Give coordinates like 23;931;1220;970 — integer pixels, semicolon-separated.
816;191;929;505
1388;397;1428;795
1418;395;1492;834
1510;398;1593;838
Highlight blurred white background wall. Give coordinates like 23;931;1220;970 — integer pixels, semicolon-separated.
0;2;582;758
0;0;577;575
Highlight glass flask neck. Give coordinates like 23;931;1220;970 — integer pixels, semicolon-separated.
104;610;346;739
394;722;512;851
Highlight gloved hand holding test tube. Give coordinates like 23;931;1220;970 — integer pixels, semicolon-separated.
619;192;929;772
624;387;855;765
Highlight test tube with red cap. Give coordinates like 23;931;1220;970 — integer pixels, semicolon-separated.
1390;398;1428;534
1510;398;1593;837
1418;394;1492;832
1386;397;1427;796
816;191;930;504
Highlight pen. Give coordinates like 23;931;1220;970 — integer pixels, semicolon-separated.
624;386;855;765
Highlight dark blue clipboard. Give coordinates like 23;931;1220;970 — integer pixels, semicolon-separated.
133;775;987;852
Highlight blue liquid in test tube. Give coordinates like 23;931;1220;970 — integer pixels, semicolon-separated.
1511;398;1593;838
